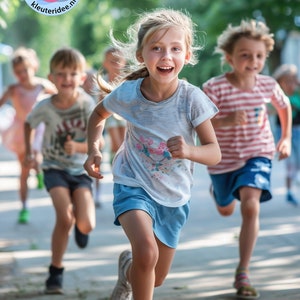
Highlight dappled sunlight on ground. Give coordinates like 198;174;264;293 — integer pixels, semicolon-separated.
0;144;300;299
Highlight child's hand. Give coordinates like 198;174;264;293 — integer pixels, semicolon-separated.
84;150;104;179
276;137;291;160
226;110;247;126
64;135;76;155
167;136;189;159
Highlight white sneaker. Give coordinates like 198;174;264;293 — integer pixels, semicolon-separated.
110;250;132;300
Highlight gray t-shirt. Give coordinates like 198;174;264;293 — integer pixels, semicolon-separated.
103;78;218;207
26;89;95;175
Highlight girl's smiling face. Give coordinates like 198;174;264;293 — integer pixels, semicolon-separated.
137;27;191;85
226;37;267;78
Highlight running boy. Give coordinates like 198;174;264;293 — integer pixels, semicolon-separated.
24;47;96;294
203;20;292;299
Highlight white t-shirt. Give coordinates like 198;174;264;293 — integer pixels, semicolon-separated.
103;78;218;207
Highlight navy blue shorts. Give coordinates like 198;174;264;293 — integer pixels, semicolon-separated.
209;157;272;207
113;183;190;248
44;169;92;194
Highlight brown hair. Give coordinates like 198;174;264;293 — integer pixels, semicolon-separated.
50;47;86;73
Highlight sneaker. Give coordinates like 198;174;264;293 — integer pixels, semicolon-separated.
18;209;29;224
287;192;298;206
36;172;44;190
110;250;132;300
74;224;89;248
45;266;64;295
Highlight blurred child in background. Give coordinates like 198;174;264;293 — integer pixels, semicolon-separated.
273;64;300;206
0;47;56;223
82;69;102;207
101;47;127;164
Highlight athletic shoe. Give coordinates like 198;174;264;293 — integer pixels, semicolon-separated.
287;192;298;206
74;224;89;248
18;209;29;224
45;266;64;295
110;250;132;300
36;172;44;190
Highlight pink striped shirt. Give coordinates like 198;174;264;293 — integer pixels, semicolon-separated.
203;73;289;174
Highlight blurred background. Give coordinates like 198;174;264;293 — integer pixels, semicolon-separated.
1;0;300;91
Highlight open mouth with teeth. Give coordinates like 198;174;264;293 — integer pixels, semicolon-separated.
157;66;174;73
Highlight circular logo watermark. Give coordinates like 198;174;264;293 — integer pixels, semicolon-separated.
25;0;80;16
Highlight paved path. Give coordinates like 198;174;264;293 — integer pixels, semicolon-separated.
0;141;299;300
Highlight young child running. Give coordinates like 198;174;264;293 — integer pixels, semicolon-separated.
84;8;221;300
0;47;56;224
273;64;300;206
24;47;96;294
81;69;103;207
202;20;292;299
101;46;127;164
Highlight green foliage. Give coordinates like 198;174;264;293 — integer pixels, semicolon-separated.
162;0;300;85
71;0;161;70
0;0;19;33
1;0;300;84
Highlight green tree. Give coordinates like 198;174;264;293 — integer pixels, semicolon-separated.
71;0;160;70
1;0;160;76
162;0;300;85
2;0;300;85
0;0;19;34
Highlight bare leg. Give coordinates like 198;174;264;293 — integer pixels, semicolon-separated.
118;210;175;300
49;187;74;268
238;186;261;270
17;152;30;208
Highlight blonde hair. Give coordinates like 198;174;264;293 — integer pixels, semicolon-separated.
12;47;39;71
98;8;200;93
215;19;274;65
50;47;86;73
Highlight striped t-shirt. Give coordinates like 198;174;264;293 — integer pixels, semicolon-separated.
203;73;289;174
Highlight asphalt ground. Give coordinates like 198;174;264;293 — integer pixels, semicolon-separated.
0;140;300;300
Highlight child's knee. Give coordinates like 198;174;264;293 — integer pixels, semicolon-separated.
154;274;166;287
135;244;158;271
76;220;95;234
217;201;235;216
57;216;73;232
241;198;259;218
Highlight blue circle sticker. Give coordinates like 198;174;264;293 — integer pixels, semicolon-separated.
25;0;79;16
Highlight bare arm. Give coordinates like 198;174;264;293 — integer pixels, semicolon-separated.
24;122;35;167
211;110;247;128
276;101;292;160
43;81;57;95
167;119;221;166
83;101;111;178
0;86;13;107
